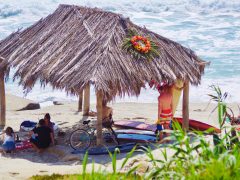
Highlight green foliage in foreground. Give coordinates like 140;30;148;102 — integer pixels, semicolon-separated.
31;122;240;180
31;173;141;180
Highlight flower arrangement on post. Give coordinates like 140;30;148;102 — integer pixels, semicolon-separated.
122;29;160;61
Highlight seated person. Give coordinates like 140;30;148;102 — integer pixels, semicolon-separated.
102;101;113;128
44;113;54;134
0;127;15;153
30;119;54;152
102;101;113;120
89;101;113;118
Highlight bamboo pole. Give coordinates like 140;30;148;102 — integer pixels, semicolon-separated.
182;81;189;131
96;90;103;145
83;83;90;116
0;72;6;128
78;90;83;112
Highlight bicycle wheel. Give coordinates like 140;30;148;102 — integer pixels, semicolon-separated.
69;129;91;150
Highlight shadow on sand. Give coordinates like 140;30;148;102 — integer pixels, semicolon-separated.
2;115;162;168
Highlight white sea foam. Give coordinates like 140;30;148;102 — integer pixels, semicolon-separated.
1;0;240;103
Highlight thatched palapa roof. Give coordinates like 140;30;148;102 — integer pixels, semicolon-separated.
0;4;207;99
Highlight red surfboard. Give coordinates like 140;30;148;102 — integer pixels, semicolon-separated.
173;117;221;133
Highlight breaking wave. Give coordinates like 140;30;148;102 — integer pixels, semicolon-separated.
1;0;240;103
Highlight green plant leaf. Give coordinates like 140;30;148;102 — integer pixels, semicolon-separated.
82;151;88;179
125;165;139;178
108;148;120;174
121;145;137;169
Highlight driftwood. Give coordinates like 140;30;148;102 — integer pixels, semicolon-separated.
0;4;207;100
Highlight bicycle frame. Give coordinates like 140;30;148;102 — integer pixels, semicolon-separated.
84;120;119;145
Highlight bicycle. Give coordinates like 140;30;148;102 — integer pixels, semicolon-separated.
69;117;119;151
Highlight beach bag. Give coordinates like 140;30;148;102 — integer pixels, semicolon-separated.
20;121;37;131
20;120;58;132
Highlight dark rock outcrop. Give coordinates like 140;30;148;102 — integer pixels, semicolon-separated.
53;101;64;105
17;103;40;111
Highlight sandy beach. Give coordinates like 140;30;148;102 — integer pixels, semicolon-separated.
0;94;239;179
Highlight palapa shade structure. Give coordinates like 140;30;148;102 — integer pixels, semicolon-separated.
0;4;207;143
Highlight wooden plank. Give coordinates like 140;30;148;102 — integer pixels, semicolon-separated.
0;72;6;128
83;83;90;115
182;81;189;131
78;90;83;112
96;90;103;145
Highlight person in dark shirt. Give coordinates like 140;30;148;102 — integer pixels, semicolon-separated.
30;119;54;152
44;113;54;134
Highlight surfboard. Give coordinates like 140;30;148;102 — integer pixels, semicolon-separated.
115;129;155;136
117;134;157;142
72;143;138;155
114;120;157;132
114;118;220;133
173;117;221;133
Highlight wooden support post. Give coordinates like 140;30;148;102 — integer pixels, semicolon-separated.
96;90;103;145
0;72;6;128
83;83;90;116
78;90;83;112
182;81;189;131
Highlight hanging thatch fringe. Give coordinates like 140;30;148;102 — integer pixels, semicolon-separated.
0;4;208;100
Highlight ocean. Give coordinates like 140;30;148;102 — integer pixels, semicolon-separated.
0;0;240;105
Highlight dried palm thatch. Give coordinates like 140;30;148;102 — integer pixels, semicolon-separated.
0;56;3;63
0;4;208;100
